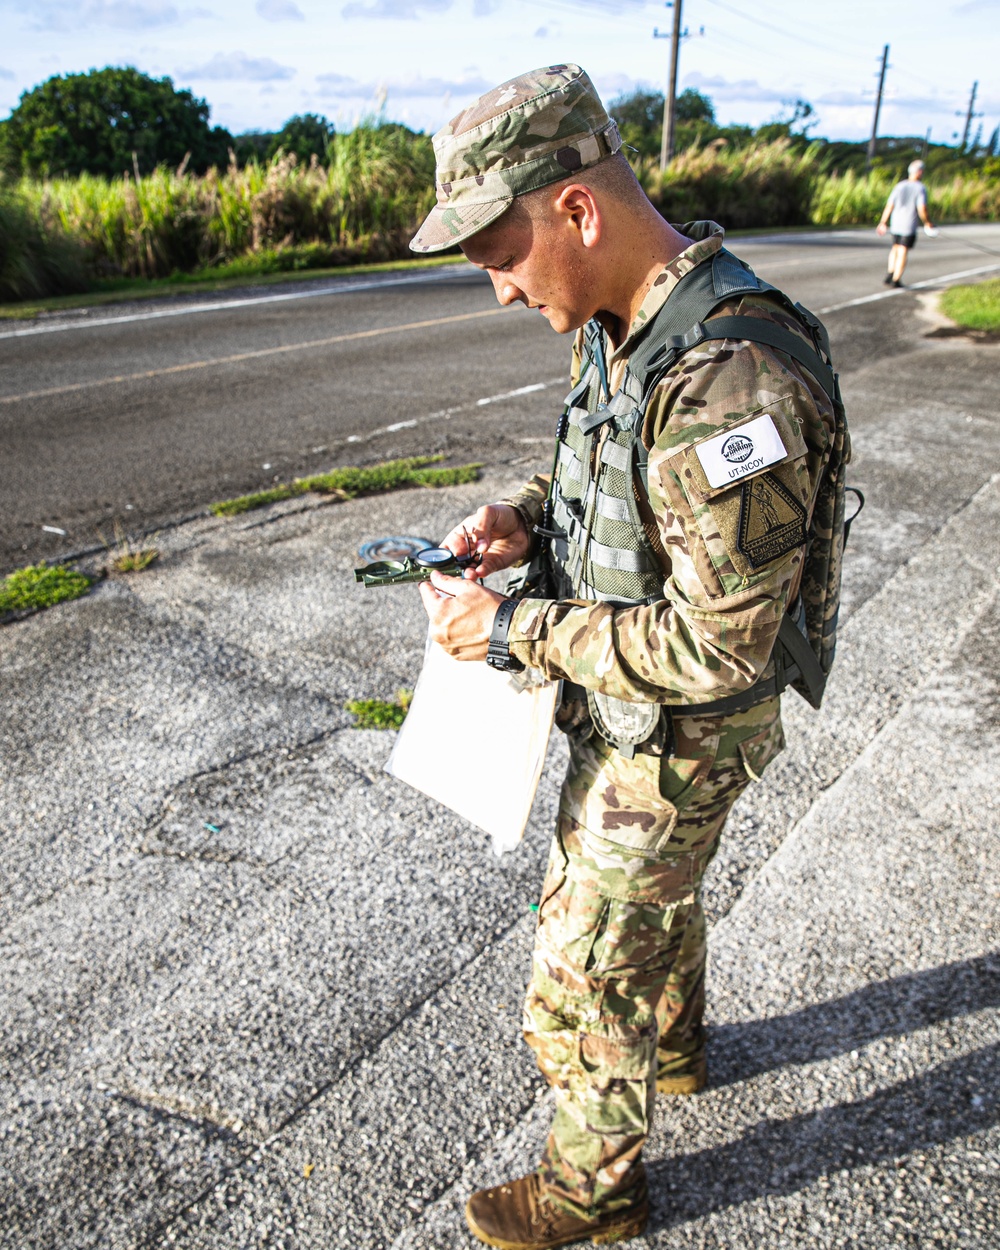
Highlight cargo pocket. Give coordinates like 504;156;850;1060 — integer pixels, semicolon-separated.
586;895;683;978
737;716;786;781
658;722;721;814
564;737;682;860
536;872;608;977
584;890;688;1037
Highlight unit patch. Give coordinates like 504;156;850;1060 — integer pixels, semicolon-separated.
694;412;787;489
737;473;807;568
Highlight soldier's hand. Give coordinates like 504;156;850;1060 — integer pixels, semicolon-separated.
441;504;531;579
418;572;505;661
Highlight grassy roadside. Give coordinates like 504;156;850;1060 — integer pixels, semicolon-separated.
210;455;481;517
346;690;412;730
939;278;1000;332
0;224;876;322
0;564;93;615
0;252;463;321
2;455;481;622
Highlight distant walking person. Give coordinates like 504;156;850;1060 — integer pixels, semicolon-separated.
877;160;933;287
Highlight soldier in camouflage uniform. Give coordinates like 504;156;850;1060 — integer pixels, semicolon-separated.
411;65;835;1249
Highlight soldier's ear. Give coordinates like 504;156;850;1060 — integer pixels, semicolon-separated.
553;183;601;249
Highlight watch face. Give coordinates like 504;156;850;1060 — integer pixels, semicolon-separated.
414;547;457;569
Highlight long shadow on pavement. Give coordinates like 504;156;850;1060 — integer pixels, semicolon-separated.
648;1042;997;1230
646;953;999;1231
708;951;1000;1087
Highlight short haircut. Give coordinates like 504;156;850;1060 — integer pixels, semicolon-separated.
908;160;925;177
507;152;649;226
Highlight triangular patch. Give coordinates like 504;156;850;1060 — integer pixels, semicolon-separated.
738;473;807;568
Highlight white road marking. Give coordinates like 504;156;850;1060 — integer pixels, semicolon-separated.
0;307;510;406
344;376;565;445
477;382;547;405
0;265;471;341
819;264;1000;314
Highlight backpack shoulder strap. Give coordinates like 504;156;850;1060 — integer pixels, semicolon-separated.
694;315;837;402
626;249;756;387
627;249;836;404
627;249;837;491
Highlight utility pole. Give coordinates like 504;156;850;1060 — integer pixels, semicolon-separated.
921;126;931;162
658;0;683;172
960;81;979;150
866;44;889;171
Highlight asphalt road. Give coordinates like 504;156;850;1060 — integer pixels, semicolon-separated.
0;223;998;1248
2;223;1000;574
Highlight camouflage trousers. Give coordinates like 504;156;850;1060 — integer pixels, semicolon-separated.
523;699;784;1220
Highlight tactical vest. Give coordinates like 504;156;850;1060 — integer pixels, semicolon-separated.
528;237;859;756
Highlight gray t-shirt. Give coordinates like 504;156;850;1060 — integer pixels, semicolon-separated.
888;179;928;236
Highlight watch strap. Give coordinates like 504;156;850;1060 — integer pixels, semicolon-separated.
486;597;524;671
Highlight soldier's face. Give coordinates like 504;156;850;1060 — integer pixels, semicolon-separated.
461;205;595;335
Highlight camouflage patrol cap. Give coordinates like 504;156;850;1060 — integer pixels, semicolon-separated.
409;64;621;254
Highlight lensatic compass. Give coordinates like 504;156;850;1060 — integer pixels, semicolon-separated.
354;532;481;587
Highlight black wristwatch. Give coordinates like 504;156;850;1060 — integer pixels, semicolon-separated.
486;597;525;672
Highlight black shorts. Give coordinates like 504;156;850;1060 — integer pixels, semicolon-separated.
891;232;917;249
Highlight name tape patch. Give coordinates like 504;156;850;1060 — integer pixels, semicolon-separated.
694;413;787;489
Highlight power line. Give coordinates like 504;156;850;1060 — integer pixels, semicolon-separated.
512;0;655;31
701;0;872;63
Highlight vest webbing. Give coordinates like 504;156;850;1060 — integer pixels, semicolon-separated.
544;243;840;732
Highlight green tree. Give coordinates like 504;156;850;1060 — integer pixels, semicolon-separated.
266;113;336;164
233;130;274;165
755;100;817;148
0;67;233;177
611;86;718;160
675;88;715;124
610;88;665;159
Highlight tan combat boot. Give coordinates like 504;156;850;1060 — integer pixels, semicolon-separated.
465;1170;648;1249
655;1051;706;1096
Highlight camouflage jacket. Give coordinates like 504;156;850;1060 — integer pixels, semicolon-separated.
502;222;836;707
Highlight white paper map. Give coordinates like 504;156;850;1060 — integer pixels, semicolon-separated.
385;633;559;855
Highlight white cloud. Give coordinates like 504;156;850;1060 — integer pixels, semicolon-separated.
341;0;451;19
92;0;186;23
952;0;999;12
315;70;491;99
573;0;654;10
255;0;304;19
593;71;642;101
683;72;788;106
10;0;212;30
817;88;950;113
182;51;296;80
813;89;871;108
0;66;15;79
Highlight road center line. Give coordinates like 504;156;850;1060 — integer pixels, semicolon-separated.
477;382;547;405
819;264;1000;314
0;266;472;341
0;307;509;406
345;376;567;445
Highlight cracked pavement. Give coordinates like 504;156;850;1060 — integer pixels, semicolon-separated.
1;270;999;1249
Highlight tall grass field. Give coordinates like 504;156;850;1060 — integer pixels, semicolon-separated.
2;132;998;302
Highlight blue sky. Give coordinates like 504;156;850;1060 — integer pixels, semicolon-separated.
1;0;997;145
